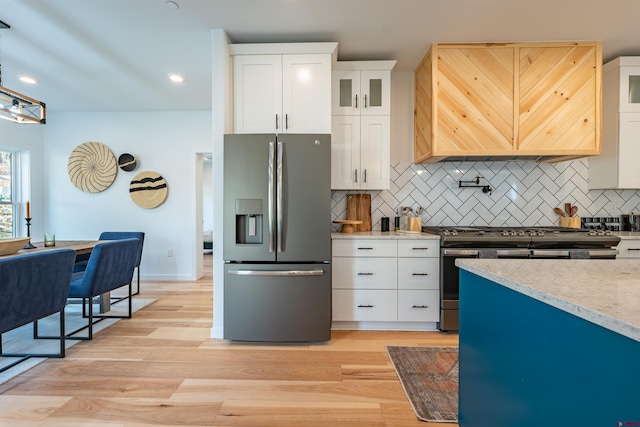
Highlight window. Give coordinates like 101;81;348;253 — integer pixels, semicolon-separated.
0;150;15;238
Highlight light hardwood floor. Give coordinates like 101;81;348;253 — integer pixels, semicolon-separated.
0;254;459;426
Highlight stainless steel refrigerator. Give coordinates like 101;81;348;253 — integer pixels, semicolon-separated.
223;133;331;342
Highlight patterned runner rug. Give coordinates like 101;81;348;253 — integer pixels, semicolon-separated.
386;346;458;423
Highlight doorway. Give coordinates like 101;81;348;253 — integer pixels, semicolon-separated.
195;152;214;279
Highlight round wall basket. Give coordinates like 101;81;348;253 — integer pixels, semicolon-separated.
67;142;117;193
118;153;138;172
129;171;168;209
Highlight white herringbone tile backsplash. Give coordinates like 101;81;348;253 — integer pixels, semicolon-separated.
331;159;640;231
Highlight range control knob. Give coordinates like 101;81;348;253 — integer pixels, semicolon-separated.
502;230;510;236
537;231;544;236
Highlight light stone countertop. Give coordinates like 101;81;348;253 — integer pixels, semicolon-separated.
614;232;640;239
456;258;640;342
331;231;440;240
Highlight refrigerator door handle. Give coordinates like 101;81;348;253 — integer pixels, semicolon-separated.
277;140;284;252
268;140;276;252
228;269;325;277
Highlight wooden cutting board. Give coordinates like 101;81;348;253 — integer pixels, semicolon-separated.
346;194;372;231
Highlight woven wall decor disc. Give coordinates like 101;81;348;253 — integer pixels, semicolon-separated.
118;153;137;172
129;171;168;209
67;142;117;193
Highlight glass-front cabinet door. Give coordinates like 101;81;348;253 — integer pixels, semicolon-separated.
332;71;361;115
360;71;391;116
619;67;640;112
331;70;391;116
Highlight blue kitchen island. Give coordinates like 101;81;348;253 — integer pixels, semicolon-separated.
455;258;640;427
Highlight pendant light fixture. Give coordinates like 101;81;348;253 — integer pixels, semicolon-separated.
0;20;46;124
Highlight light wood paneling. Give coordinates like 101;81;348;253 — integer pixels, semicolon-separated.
414;48;434;163
436;46;515;153
518;45;600;153
415;41;602;162
0;254;459;426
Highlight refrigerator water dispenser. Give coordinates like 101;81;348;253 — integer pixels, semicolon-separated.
235;199;263;244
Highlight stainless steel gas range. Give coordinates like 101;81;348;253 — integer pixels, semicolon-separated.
422;226;621;332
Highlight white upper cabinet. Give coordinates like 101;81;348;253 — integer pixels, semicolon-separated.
231;43;337;134
331;115;361;189
618;61;640;113
331;61;395;190
332;69;392;116
233;55;282;133
360;115;391;189
589;57;640;189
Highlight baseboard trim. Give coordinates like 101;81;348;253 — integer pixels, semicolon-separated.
210;326;224;339
140;274;199;281
331;321;438;331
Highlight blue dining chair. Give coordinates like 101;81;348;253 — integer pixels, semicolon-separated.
63;238;141;340
0;249;76;373
98;232;145;296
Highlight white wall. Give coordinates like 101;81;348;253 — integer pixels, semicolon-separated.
211;29;233;338
390;71;415;164
43;111;212;281
0;120;46;240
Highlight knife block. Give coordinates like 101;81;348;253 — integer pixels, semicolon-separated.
559;216;580;228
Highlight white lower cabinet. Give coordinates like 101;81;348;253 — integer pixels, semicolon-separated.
397;290;439;322
397;240;440;323
332;257;397;289
333;290;397;321
616;238;640;258
332;238;440;330
397;257;439;289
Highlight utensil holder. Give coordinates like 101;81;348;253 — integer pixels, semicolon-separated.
408;217;421;232
560;216;580;228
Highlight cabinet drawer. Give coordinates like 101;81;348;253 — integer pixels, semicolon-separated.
397;290;439;322
397;240;440;257
332;257;397;289
333;290;397;321
333;239;397;257
616;240;640;258
398;258;439;289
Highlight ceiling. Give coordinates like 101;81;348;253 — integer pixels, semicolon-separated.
2;0;640;113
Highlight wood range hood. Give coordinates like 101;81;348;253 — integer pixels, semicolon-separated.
414;41;603;163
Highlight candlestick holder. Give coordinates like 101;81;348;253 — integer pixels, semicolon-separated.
24;218;37;249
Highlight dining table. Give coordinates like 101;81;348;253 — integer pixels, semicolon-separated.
17;240;102;256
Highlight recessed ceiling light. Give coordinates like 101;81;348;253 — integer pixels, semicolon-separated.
19;76;37;84
166;1;179;10
168;73;185;83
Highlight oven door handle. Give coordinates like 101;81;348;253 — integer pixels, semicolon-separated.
530;249;570;258
495;249;530;258
443;249;530;257
586;249;618;258
443;249;479;256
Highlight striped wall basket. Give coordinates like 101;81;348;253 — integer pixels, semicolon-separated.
129;171;168;209
67;142;117;193
118;153;138;172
